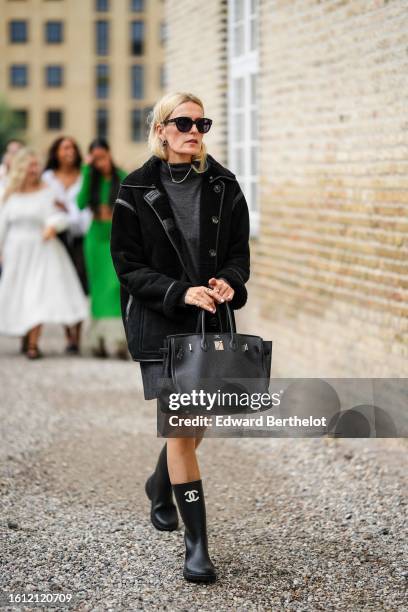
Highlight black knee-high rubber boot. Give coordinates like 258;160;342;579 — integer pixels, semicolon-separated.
172;479;217;583
145;443;178;531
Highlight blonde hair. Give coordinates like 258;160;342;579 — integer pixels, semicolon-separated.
2;146;38;204
147;91;209;173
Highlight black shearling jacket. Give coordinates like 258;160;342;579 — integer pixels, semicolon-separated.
110;153;250;361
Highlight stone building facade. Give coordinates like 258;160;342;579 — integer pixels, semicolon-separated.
0;0;165;170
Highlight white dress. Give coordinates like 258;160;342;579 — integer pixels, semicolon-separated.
0;185;89;336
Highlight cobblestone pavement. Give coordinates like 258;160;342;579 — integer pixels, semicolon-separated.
1;326;407;611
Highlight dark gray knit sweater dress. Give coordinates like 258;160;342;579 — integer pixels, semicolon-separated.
140;158;207;400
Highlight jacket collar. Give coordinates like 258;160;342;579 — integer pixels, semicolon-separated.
121;153;237;189
119;154;236;287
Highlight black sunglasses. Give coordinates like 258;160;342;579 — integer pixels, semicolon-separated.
162;116;212;133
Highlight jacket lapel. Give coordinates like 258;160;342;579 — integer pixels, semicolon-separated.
143;187;197;284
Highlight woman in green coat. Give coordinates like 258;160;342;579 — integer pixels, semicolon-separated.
77;138;128;358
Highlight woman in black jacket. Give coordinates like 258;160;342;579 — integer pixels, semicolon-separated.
110;91;250;583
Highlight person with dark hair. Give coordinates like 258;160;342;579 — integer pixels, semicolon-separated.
76;138;128;358
42;136;90;354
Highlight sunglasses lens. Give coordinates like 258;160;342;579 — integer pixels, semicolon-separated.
197;118;212;133
175;117;193;132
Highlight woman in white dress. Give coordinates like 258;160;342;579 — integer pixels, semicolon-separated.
0;147;89;359
42;136;92;354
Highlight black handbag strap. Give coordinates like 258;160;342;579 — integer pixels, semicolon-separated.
196;302;237;351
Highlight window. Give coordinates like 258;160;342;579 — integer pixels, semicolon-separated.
96;0;109;11
130;0;143;10
9;20;28;43
9;65;28;87
159;64;166;89
96;20;109;55
228;0;259;236
131;109;142;142
45;65;63;87
45;21;63;43
96;64;109;99
13;109;28;130
131;107;151;142
130;21;144;55
159;21;167;46
46;110;63;130
96;108;108;139
131;65;143;99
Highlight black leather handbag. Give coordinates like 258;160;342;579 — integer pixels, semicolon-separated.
157;301;272;414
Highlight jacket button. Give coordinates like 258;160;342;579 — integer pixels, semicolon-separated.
209;248;216;257
211;215;219;224
213;184;221;193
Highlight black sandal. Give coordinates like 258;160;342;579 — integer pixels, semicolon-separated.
65;343;80;355
91;338;107;358
26;344;43;360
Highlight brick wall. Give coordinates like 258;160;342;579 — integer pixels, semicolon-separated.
249;0;408;377
166;0;408;377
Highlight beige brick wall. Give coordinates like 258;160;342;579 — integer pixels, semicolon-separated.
253;0;408;376
165;0;228;162
167;0;408;377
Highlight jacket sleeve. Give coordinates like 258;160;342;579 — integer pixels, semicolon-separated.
76;164;92;210
215;183;250;310
177;288;189;307
110;185;193;320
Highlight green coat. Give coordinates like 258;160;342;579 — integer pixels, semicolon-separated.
77;164;127;319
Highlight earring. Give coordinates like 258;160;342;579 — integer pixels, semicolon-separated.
162;139;167;146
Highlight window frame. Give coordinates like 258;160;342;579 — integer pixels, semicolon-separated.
130;20;144;55
9;20;28;44
96;64;110;99
45;21;64;44
96;107;109;139
45;65;64;87
130;0;144;11
95;20;109;56
227;0;259;237
46;109;64;131
130;64;144;99
95;0;109;12
9;64;28;87
130;106;151;142
13;109;29;131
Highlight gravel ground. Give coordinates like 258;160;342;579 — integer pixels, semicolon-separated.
0;326;407;611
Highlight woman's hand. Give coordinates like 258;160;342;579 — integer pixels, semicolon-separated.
208;277;235;302
43;226;57;241
184;285;226;313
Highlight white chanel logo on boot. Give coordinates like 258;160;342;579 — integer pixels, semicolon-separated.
184;489;199;502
